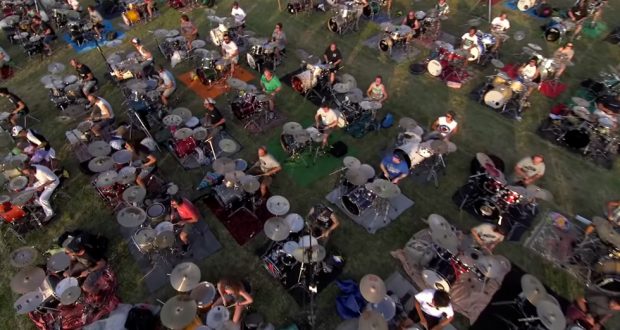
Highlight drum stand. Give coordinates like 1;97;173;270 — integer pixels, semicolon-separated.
457;173;487;210
424;153;446;188
127;110;161;152
288;246;319;329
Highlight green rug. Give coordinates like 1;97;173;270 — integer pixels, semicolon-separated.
583;21;608;39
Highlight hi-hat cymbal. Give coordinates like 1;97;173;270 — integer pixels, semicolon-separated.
359;164;376;179
513;30;526;41
292;245;326;263
172;107;193;121
126;79;148;91
9;176;28;191
11;191;35;207
365;179;400;199
89;156;114;173
266;195;290;216
346;169;368;186
87;141;111;157
170;262;201;292
48;62;65;74
571;97;590;107
14;291;44;314
10;266;45;294
160;295;198;329
525;185;553;202
213;157;235;174
343;156;361;170
10;247;38;268
333;83;352;94
593;216;620;248
283;122;304;135
60;286;81;305
431;229;458;254
240;176;260;193
358;310;388;330
47;252;71;272
155;231;176;249
536;299;566;330
430;140;448;154
521;274;547;305
359;100;382;111
264;217;290;241
345;90;363;103
174;127;193;140
491;59;505;69
163;114;184;127
225;170;245;183
226;78;247;90
95;170;118;187
360;274;386;304
475;255;505;279
399;117;418;131
218;139;238;153
117;206;147;228
427;214;452;233
527;43;542;51
122;185;147;206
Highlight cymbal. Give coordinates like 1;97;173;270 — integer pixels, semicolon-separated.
172;107;192;121
122;185;147;206
48;62;65;74
427;214;452;233
87;140;111;157
266;195;290;216
525;185;553;202
474;255;505;279
571;106;592;121
135;228;156;247
380;22;394;32
513;30;526;41
506;185;528;197
446;141;457;153
14;291;44;314
345;90;363;103
365;179;400;199
191;39;206;49
359;274;386;304
527;43;542;51
117;206;147;228
160;295;198;329
431;229;459;254
225;170;245;183
264;217;290;241
126;79;148;91
343;156;361;170
536;299;566;330
193;127;208;141
190;281;216;307
359;100;382;111
475;152;505;182
0;194;7;203
10;266;45;294
358;310;388;330
213;157;235;174
170;262;201;292
359;164;376;179
155;231;176;249
63;75;78;85
226;78;247;90
207;15;224;23
89;156;114;173
398;25;412;35
8;176;28;191
95;170;118;188
248;37;268;46
333;83;352;94
430;140;448;154
467;18;481;27
593;216;620;248
283;122;304;135
166;29;180;38
292;245;326;263
293;131;310;144
240;176;260;193
491;59;505;69
11;191;35;206
60;286;81;305
346;169;367;187
163;114;184;127
340;73;357;88
174;127;193;140
218;139;238;153
153;28;169;38
221;17;238;29
571;97;590;107
47;252;71;272
10;247;38;268
520;274;547;305
206;305;231;328
522;46;535;56
117;166;137;185
40;74;61;86
167;183;179;196
399;117;418;131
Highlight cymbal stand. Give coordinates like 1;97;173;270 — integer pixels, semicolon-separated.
288;241;318;329
127;110;161;152
372;196;392;228
203;136;217;160
425;153;446;187
458;173;487;210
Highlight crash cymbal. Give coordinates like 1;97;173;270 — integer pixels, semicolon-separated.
122;185;147;206
206;305;231;329
365;179;401;199
475;152;505;182
87;140;111;157
166;29;180;38
282;122;304;135
14;291;44;314
8;176;28;191
360;274;386;304
513;30;526;41
264;217;290;241
10;247;38;268
359;164;376;179
153;28;169;38
359;100;382;111
63;75;78;85
527;43;542;51
491;59;505;69
343;156;361;170
174;127;193;140
358;310;388;330
163;114;184;127
48;62;65;74
155;231;176;249
111;150;132;165
172;107;192;121
11;191;35;207
95;170;118;187
431;229;458;254
170;262;201;292
0;194;11;204
430;140;448;154
47;252;71;272
126;79;148;91
536;299;566;330
161;295;198;329
193;48;209;58
399;117;418;131
525;185;553;202
10;266;45;294
345;90;363;103
117;166;137;185
292;245;326;263
226;78;247;90
294;131;310;144
475;255;505;279
192;127;208;141
40;74;61;86
221;17;238;29
213;157;236;174
427;214;452;233
266;195;290;216
571;97;590;107
225;170;246;183
89;156;114;173
60;286;81;305
240;175;260;193
346;169;368;186
521;274;547;305
593;216;620;248
333;83;351;94
218;139;238;153
117;206;147;228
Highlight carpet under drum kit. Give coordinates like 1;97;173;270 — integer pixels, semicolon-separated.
227;77;279;134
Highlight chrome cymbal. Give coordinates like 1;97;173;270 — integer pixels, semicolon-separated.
155;231;176;249
226;78;247;90
359;164;376;179
48;62;65;74
359;100;382;111
346;168;368;186
117;206;147;228
218;139;238;153
521;274;547;305
9;247;38;268
358;310;387;330
224;170;246;183
525;185;553;202
398;117;418;131
474;255;506;279
193;127;208;141
95;170;118;188
47;252;71;272
343;156;361;170
292;245;326;263
89;156;114;173
240;175;260;193
11;191;35;206
359;274;386;304
264;217;290;241
345;89;363;103
282;122;304;135
527;43;542;51
427;214;452;233
430;228;458;254
191;39;206;49
87;141;111;157
153;29;169;38
166;29;180;38
172;107;193;121
117;166;137;185
536;299;566;330
212;157;235;174
170;262;201;292
8;176;28;191
10;266;45;294
163;114;184;127
266;195;290;216
173;127;193;140
430;140;448;154
491;59;505;69
333;83;352;94
593;216;620;248
365;179;400;199
126;79;148;91
160;295;198;329
14;291;44;314
59;286;81;305
122;185;147;206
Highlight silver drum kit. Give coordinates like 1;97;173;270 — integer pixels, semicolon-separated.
246;37;279;72
378;23;412;53
291;62;329;94
327;1;363;35
154;29;188;60
544;17;576;42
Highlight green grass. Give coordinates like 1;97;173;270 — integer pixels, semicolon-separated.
1;0;620;328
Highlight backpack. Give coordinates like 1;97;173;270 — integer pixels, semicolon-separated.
381;113;394;128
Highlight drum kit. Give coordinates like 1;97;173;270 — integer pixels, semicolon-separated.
40;64;91;110
287;0;313;14
544;17;576;42
211;157;262;215
246;37;280;72
483;70;525;110
340;177;399;228
327;1;363;35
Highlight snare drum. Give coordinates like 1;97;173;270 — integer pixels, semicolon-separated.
341;186;377;216
509;80;524;93
492;72;510;87
422;255;457;292
146;202;166;223
55;277;79;301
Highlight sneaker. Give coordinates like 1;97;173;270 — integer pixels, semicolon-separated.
515;116;523;122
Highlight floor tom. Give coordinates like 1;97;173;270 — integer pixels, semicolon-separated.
341;186;377;216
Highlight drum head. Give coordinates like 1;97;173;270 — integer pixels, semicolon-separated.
545;27;561;42
484;90;507;109
427;60;443;77
564;130;590;149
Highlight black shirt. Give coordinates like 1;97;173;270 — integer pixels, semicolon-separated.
35;21;55;36
206;107;226;128
404;17;418;29
4;92;29;112
570;3;588;20
324;47;342;65
76;64;94;80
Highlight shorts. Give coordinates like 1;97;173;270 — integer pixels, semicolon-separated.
181;222;195;234
248;168;273;187
94;117;115;130
162;87;176;98
82;80;97;94
138;165;155;179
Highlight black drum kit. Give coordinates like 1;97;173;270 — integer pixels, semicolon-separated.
206;15;242;47
246;37;280;72
544;17;577;43
153;29;188;61
39;62;89;111
287;0;313;15
326;1;363;35
192;48;232;87
227;77;277;133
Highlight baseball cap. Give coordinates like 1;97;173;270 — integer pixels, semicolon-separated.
11;125;23;136
131;37;140;44
204;97;216;105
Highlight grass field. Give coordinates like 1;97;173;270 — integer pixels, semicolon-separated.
1;0;619;328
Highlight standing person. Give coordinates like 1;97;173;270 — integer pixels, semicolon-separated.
314;103;339;148
214;278;253;325
568;0;589;40
412;289;455;330
260;69;282;111
157;65;176;108
220;34;239;76
380;153;409;184
271;22;286;61
366;75;388;103
169;197;200;252
180;15;198;50
402;10;422;42
0;88;29;126
87;5;104;40
323;42;343;85
22;163;59;222
86;95;115;137
202;98;226;139
552;43;575;79
144;0;155;21
490;13;510;52
247;146;282;202
70;59;98;97
513;154;545;186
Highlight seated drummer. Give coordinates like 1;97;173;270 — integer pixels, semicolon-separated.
490;13;510;52
70;58;98;97
518;57;541;98
260;69;282;112
402;288;454;330
584;200;620;237
323;42;343;85
125;141;157;188
594;95;619;130
271;23;287;61
566;288;620;330
202;97;226;139
157;65;176;108
567;0;589;41
62;234;107;279
86;95;115;138
427;111;458;141
170;197;200;253
130;38;154;64
122;3;141;26
309;204;340;240
366;75;388;104
460;27;479;67
435;0;450;18
315;103;339;148
87;5;104;40
0;87;29;126
380;153;409;184
512;154;545;187
470;223;507;254
552;43;575;79
30;16;56;56
214;278;254;325
248;146;282;202
12;126;58;170
402;10;422;43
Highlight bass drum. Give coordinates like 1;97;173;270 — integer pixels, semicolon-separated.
563;129;590;149
327;16;344;33
474;198;501;221
341;186;377;216
291;70;315;93
427;59;447;77
394;141;433;169
592;260;620;296
517;0;536;11
545;23;567;42
422;255;457;292
484;86;513;109
467;46;480;62
362;0;381;17
246;53;263;71
378;38;392;52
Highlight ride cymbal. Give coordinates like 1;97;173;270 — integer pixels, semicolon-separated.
520;274;548;305
359;274;386;304
10;266;45;294
9;247;38;268
263;217;290;241
160;295;198;329
266;195;290;216
170;262;201;292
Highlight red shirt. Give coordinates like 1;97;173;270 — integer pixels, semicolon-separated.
176;199;200;223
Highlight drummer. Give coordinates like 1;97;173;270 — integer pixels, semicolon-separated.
21;163;59;222
518;57;541;99
30;16;56;56
435;0;450;18
214;278;253;325
323;42;343;85
0;87;29;126
594;95;619;130
490;13;510;52
583;200;620;237
427;111;458;141
125;141;157;188
552;43;575;79
379;153;409;184
157;65;176;108
180;15;198;51
567;0;589;41
220;34;239;76
202;98;226;139
411;288;454;330
366;75;388;104
470;223;507;254
565;289;620;330
86;95;115;138
130;37;154;64
512;154;545;186
402;10;422;43
62;234;107;279
247;146;282;202
12;126;57;169
271;22;287;61
169;197;200;252
260;69;282;112
231;1;246;32
308;204;340;239
314;102;339;148
460;27;479;67
86;5;104;40
70;58;98;97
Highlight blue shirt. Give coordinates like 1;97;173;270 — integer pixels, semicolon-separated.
381;155;409;179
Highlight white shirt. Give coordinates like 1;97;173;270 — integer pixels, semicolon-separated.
472;223;504;244
159;70;176;89
317;108;338;126
95;97;115;119
415;289;454;319
67;0;80;11
221;40;238;59
25;130;44;146
521;64;537;80
259;154;281;173
231;7;246;23
491;17;510;31
436;116;458;136
32;165;59;187
461;33;479;47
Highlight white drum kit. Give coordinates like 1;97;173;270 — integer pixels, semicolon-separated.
327;1;363;35
291;62;329;94
378;23;412;53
